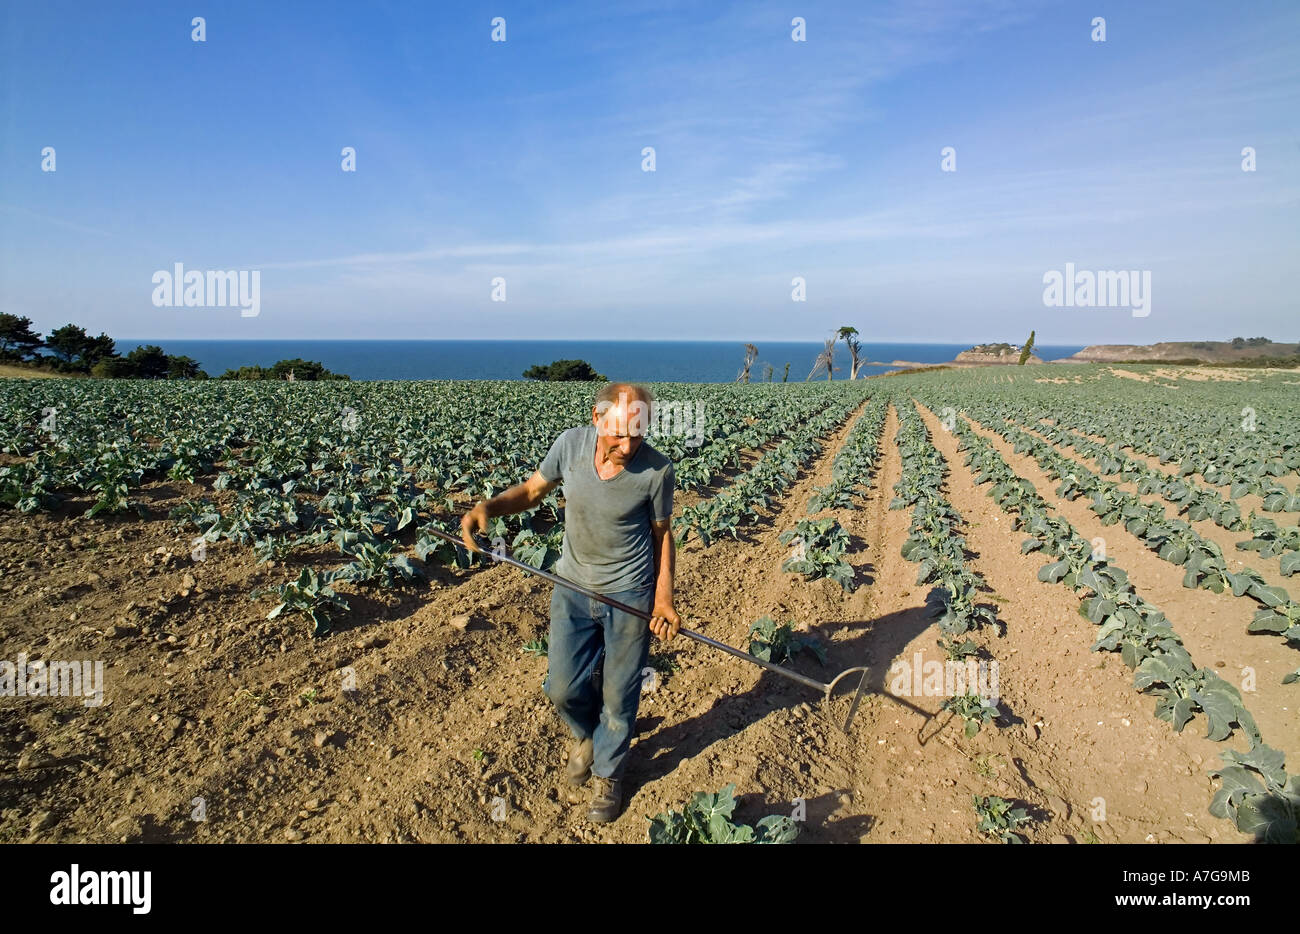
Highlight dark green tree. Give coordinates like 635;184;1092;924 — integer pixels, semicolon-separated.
90;357;138;378
81;333;117;367
267;358;345;381
0;314;44;360
126;345;171;379
45;324;90;364
166;355;206;379
216;359;346;380
522;359;607;381
219;365;269;380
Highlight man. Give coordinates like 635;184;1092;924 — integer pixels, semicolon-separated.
460;382;680;823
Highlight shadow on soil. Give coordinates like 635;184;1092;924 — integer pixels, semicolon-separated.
626;604;938;841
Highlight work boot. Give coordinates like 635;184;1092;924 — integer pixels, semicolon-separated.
565;737;593;787
587;775;623;823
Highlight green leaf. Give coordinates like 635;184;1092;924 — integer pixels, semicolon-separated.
1133;655;1173;690
1038;559;1068;583
1248;610;1289;634
1222;744;1288;788
1170;696;1196;732
647;811;688;844
1251;584;1291;608
754;814;800;844
1208;764;1263;818
1233;794;1298;843
1190;689;1234;741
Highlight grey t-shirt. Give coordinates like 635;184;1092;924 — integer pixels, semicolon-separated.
538;424;675;594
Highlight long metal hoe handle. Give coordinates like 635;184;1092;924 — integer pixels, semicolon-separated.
427;527;831;694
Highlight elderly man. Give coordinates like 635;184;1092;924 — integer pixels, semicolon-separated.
461;382;680;823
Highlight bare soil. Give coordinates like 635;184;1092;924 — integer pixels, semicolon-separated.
0;395;1273;843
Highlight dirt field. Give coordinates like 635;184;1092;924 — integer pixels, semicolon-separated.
4;385;1278;844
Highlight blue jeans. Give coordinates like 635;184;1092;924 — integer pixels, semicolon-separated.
542;581;654;779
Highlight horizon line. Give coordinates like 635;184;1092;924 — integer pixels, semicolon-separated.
109;337;1102;345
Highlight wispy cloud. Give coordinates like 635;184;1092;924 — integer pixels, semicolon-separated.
0;203;115;238
260;159;1299;278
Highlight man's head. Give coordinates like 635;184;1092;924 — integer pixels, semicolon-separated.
591;382;654;467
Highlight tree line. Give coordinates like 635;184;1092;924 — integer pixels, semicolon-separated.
0;315;347;380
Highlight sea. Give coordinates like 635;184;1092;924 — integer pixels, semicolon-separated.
115;340;1087;383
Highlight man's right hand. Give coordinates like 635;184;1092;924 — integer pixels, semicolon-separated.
459;472;556;556
461;503;490;553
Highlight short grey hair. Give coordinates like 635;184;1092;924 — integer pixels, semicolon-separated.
594;382;654;410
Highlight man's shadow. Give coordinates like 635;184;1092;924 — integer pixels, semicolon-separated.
626;604;940;810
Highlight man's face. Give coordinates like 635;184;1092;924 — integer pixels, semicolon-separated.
593;392;648;465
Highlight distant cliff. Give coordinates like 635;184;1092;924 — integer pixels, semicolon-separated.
953;343;1043;365
1057;339;1300;364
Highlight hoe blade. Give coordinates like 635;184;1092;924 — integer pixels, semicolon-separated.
826;666;871;732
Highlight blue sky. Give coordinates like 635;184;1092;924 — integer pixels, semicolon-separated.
1;0;1297;344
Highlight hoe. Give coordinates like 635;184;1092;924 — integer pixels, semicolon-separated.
424;528;872;731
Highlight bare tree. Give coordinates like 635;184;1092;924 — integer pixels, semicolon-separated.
761;362;774;382
736;343;758;382
837;326;866;379
806;337;837;381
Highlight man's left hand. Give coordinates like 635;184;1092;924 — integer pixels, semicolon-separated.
648;601;681;641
